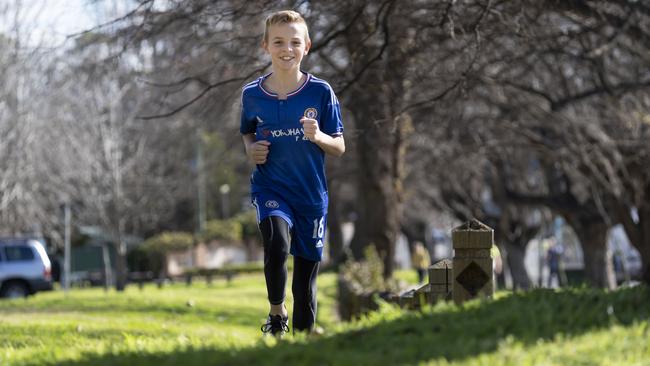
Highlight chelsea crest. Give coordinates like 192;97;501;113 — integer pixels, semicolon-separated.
303;107;318;119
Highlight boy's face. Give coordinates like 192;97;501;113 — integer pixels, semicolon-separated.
263;22;311;73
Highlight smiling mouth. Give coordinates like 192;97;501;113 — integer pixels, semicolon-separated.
280;56;294;61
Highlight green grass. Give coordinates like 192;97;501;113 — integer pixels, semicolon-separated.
0;271;649;366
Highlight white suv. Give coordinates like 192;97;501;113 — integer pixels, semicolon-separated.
0;238;53;298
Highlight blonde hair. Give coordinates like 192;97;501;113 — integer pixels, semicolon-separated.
263;10;310;43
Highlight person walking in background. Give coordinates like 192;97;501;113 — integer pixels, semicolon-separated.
240;10;345;336
411;241;431;284
546;239;564;288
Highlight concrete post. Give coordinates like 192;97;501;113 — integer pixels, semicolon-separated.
428;258;453;301
452;219;494;305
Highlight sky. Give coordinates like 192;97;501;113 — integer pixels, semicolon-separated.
2;0;132;48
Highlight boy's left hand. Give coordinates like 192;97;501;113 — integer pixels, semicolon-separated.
300;117;322;143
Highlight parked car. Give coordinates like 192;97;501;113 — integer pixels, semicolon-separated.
0;238;53;298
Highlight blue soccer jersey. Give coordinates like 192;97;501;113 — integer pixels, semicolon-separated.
240;72;344;216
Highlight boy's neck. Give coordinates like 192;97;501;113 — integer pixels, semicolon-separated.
266;70;305;99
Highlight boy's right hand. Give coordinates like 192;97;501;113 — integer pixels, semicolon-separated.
247;140;271;164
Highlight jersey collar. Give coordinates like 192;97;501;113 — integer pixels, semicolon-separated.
259;72;311;98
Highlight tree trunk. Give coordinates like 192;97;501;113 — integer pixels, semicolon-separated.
115;218;127;291
487;212;539;290
638;209;650;285
101;243;113;291
565;215;616;289
345;3;413;278
349;138;400;277
618;203;650;286
115;240;127;291
641;193;650;285
346;88;403;276
503;241;531;290
642;250;650;286
577;222;616;289
348;111;411;279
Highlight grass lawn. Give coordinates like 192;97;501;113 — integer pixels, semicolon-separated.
0;270;649;366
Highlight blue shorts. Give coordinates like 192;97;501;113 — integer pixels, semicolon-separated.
252;192;327;262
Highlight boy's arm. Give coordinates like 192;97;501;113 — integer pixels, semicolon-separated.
300;117;346;157
242;134;271;164
316;135;346;157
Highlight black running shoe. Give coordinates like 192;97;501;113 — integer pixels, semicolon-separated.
261;314;289;336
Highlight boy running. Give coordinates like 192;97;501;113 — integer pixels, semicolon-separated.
239;10;345;336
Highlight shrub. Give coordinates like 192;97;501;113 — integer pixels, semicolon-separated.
202;219;242;243
131;232;194;276
142;232;195;253
338;245;402;320
185;261;265;277
339;246;395;292
233;210;259;242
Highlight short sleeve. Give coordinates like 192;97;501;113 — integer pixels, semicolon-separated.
320;87;344;136
239;90;256;135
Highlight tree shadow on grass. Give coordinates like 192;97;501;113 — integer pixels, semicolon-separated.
53;286;650;366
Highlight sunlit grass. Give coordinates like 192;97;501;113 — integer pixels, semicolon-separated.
0;271;649;366
0;273;339;365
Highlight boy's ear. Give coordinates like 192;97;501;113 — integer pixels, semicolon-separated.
305;40;312;55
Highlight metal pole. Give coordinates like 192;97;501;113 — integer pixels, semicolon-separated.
197;130;206;234
220;184;230;219
64;202;71;293
538;236;544;287
193;129;206;270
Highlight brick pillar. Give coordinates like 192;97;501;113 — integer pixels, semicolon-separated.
452;219;494;305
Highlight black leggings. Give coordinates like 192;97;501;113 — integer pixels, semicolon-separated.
259;216;320;332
